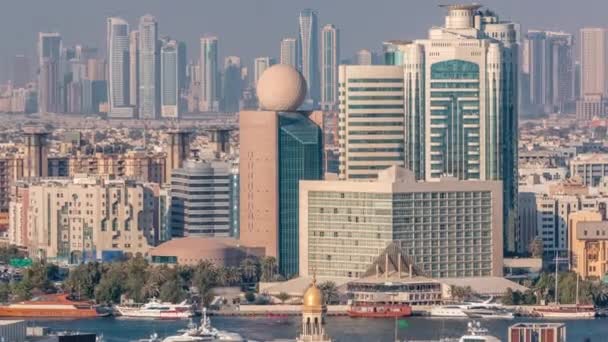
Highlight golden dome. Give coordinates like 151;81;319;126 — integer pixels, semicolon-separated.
303;283;324;308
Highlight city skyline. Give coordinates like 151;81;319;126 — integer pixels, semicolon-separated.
1;0;606;82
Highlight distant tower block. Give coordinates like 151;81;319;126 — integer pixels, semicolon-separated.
165;130;191;183
23;128;49;178
209;128;232;156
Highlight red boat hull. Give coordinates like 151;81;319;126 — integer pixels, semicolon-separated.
0;307;105;318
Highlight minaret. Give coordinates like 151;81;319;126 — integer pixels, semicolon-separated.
298;275;332;342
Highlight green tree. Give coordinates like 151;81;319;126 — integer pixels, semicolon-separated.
0;282;11;302
501;288;515;305
0;245;22;264
159;268;188;304
240;258;260;283
94;264;125;304
244;291;255;303
260;257;278;282
12;279;32;301
144;265;170;299
65;262;102;300
528;237;544;258
124;255;148;302
318;281;339;305
224;267;242;286
451;286;473;302
276;292;290;304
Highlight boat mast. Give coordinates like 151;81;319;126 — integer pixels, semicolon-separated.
554;256;559;305
576;273;580;305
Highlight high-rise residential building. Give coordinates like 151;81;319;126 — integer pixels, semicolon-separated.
346;5;519;253
320;24;339;111
37;32;62;113
12;55;30;88
338;65;406;180
522;30;574;115
298;9;320;104
23;129;49;179
253;57;275;88
199;36;219;112
569;211;608;280
170;160;233;237
570;154;608;186
280;37;299;68
15;176;159;263
222;56;242;113
129;30;139;111
355;49;373;65
580;28;608;97
107;17;134;118
299;166;504;279
239;65;323;276
138;15;160;119
161;40;180;118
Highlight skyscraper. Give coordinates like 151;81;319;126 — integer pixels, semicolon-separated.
239;65;323;276
320;24;339;110
222;56;242;113
107;17;134;118
138;15;160;119
580;28;608;96
355;49;373;65
161;40;180;118
522;31;574;115
298;9;320;104
341;5;519;253
12;55;30;88
253;57;275;88
37;32;62;113
280;37;299;68
200;36;219;112
129;30;139;111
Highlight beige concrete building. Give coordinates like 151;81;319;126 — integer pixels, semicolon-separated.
338;65;406;180
580;28;608;96
299;166;503;279
68;150;166;184
20;176;158;263
569;211;608;280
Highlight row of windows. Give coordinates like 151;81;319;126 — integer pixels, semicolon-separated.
348;104;404;109
348;113;404;118
348;121;404;127
347;87;404;92
348;95;405;100
348;78;404;83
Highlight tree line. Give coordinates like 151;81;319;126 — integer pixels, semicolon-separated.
0;254;283;305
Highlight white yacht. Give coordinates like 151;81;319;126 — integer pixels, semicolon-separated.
162;309;246;342
463;306;515;319
429;305;469;318
116;298;194;319
457;322;501;342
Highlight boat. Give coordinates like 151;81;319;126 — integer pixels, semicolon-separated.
429;305;469;318
135;332;162;342
116;298;194;319
347;302;412;318
463;306;514;319
0;293;109;318
162;308;246;342
457;321;501;342
533;305;596;319
532;257;597;319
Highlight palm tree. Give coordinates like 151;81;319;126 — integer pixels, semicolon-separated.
318;281;339;305
240;258;260;283
260;257;278;282
225;267;242;286
143;265;169;299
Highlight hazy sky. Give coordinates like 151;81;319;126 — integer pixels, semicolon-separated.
1;0;606;81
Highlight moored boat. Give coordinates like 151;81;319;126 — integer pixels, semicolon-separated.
347;302;412;318
533;305;596;319
116;298;194;319
0;293;108;318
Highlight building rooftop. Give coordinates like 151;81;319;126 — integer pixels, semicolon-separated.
440;277;528;296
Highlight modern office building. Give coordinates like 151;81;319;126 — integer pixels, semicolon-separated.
570;154;608;186
12;55;30;88
338;65;406;180
299;166;503;279
37;32;62;114
568;211;607;280
222;56;242;113
321;24;339;111
199;36;219;112
576;94;607;120
580;28;608;96
367;5;519;253
129;30;139;111
107;17;134;118
298;9;320;104
138;15;159;119
280;37;299;68
16;176;158;263
355;49;373;65
170;160;232;237
522;31;575;115
254;57;276;88
239;65;323;276
161;40;180;118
